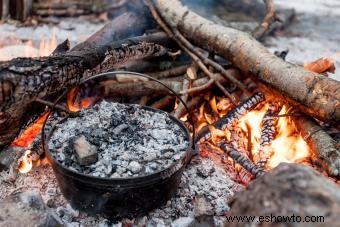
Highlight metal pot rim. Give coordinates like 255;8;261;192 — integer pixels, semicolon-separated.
43;104;193;185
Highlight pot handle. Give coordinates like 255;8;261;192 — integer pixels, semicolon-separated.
82;71;197;153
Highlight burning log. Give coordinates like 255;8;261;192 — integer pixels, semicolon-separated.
0;37;168;150
257;103;281;168
219;142;264;177
0;9;161;150
195;92;265;143
154;0;340;124
174;78;190;118
145;0;250;98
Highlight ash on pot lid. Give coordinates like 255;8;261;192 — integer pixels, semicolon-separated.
48;101;189;178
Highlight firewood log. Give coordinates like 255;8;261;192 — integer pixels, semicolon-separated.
154;0;340;124
0;13;166;150
195;92;265;143
226;163;340;227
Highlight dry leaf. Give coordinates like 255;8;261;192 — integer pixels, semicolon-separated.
304;57;335;74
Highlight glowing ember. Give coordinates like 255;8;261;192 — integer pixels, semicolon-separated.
191;95;312;172
12;113;49;148
18;150;33;174
238;104;311;169
67;87;95;112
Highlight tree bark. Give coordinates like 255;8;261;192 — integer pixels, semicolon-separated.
0;24;167;150
226;163;340;227
154;0;340;124
295;116;340;176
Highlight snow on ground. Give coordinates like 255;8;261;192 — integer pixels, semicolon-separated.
0;18;104;60
266;0;340;81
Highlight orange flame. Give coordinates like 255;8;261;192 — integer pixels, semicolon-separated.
67;87;95;112
12;113;49;148
18;150;33;174
190;95;312;176
238;105;311;169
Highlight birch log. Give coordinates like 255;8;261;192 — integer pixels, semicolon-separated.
154;0;340;124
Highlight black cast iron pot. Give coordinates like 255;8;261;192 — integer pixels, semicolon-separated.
42;71;195;219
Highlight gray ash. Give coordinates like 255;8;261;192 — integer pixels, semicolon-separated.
48;101;189;178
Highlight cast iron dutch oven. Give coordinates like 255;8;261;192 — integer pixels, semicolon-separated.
42;71;195;219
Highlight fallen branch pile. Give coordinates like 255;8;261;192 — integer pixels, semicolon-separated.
153;0;340;124
0;0;338;178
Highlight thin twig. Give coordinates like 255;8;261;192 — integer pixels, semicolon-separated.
174;78;190;118
246;124;253;162
175;96;204;119
139;96;149;106
274;113;301;118
151;96;175;109
145;0;250;99
220;142;264;177
180;79;214;95
35;98;74;114
252;0;278;39
172;27;250;97
148;65;189;79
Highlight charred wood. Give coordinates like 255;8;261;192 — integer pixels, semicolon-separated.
295;116;340;177
51;39;70;56
154;0;340;124
151;96;175;109
226;163;340;227
0;40;167;150
219;142;264;177
257;103;281;167
0;42;167;112
195;92;265;143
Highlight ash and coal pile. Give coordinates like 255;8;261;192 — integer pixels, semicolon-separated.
48;101;189;178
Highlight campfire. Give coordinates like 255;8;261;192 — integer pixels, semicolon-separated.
0;0;339;226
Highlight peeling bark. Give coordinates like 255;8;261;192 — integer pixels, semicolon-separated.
295;116;340;177
227;163;340;227
154;0;340;124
